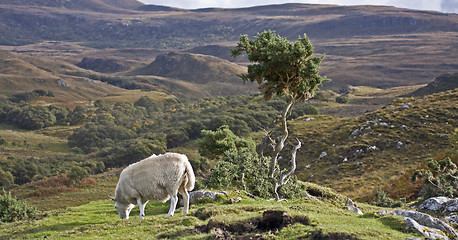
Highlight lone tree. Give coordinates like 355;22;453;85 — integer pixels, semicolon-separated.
231;30;328;200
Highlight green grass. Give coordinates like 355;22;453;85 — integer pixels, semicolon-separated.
0;124;74;157
0;188;423;240
2;172;422;239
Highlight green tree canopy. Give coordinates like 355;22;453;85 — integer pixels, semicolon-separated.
231;30;328;101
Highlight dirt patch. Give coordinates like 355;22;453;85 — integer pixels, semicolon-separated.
198;210;310;239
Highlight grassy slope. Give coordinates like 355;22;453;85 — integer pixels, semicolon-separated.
0;181;422;240
0;50;125;102
292;89;457;201
0;124;75;160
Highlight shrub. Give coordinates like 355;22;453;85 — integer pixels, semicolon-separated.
372;189;405;208
336;95;349;104
205;148;274;198
199;125;256;160
0;190;39;222
412;157;458;199
68;166;89;184
0;169;14;187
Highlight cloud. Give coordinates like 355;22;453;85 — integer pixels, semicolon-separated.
138;0;457;13
441;0;458;13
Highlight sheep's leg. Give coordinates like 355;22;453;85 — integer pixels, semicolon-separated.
137;198;148;219
179;186;190;214
166;194;178;217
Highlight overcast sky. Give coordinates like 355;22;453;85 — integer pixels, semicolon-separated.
137;0;458;13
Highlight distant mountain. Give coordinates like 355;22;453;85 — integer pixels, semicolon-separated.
410;73;458;96
186;45;246;62
1;2;455;47
130;52;247;85
0;0;143;12
136;4;184;12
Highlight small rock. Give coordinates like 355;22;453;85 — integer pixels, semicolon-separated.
228;197;242;204
180;190;226;206
57;79;69;87
401;103;411;108
346;198;363;215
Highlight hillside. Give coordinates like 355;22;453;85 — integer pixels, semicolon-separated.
128;52;258;96
0;50;125;102
0;0;143;12
0;2;456;90
291;89;457;201
409;72;458;97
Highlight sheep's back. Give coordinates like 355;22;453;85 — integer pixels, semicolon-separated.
118;153;188;201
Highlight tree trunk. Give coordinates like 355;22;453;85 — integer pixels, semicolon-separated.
268;95;295;178
274;139;301;201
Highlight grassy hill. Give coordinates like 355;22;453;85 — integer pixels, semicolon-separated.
291;89;457;201
0;80;455;239
0;50;125;102
410;72;458;97
1;175;423;239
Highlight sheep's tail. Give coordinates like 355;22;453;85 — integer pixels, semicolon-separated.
184;159;195;191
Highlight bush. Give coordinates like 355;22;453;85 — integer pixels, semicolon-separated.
68;166;89;184
336;95;349;104
412;157;458;199
205;148;274;198
199;125;256;160
372;189;405;208
0;190;39;222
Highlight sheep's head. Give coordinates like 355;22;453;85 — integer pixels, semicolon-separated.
110;195;134;219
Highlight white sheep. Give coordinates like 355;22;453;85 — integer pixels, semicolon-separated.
110;153;195;219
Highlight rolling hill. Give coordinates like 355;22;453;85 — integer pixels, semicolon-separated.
1;1;456;90
0;50;124;102
0;0;143;12
409;72;458;97
129;52;249;84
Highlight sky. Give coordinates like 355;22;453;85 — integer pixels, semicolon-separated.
137;0;458;14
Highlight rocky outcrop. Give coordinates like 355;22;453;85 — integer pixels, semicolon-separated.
380;209;458;240
419;197;458;214
76;57;124;73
